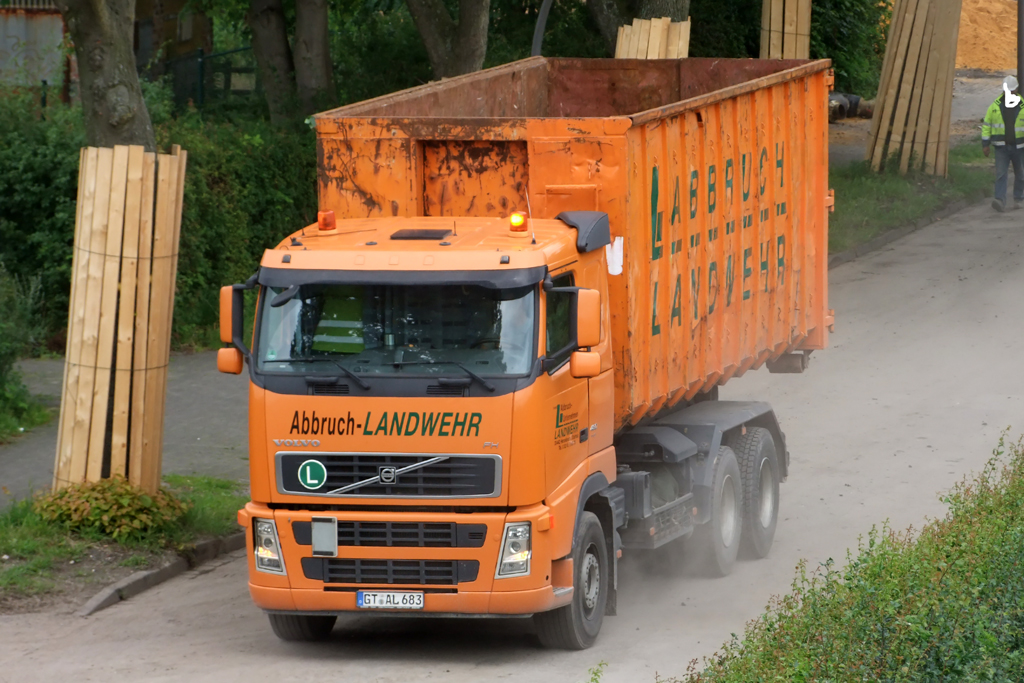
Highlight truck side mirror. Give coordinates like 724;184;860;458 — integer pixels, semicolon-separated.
219;285;236;344
576;289;601;348
219;281;253;374
217;347;244;374
570;350;601;378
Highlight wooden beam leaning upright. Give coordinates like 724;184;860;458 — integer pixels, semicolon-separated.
54;145;187;494
761;0;813;59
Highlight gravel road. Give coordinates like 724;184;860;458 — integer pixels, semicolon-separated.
2;200;1023;682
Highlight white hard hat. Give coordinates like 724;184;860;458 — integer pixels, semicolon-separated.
1005;75;1019;92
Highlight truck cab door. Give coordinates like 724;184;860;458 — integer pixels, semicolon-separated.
542;270;591;492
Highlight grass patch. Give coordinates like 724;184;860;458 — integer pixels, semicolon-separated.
0;498;92;596
0;475;247;600
0;395;51;444
676;435;1024;682
829;141;993;254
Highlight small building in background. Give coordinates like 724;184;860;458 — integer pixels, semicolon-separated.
0;0;73;100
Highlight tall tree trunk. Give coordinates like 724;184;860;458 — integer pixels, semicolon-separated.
406;0;491;79
55;0;155;151
634;0;690;21
294;0;335;116
247;0;296;126
587;0;628;56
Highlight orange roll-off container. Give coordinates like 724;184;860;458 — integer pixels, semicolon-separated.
314;57;834;432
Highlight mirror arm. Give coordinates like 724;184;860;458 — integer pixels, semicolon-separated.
230;271;259;361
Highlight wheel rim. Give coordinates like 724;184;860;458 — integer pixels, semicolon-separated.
758;457;776;529
720;474;737;547
580;545;601;618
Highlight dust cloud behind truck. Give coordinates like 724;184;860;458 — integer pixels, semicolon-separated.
219;56;833;649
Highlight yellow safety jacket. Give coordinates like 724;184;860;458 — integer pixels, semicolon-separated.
982;94;1024;149
311;287;365;354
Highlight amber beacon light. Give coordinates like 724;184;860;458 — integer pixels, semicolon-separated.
509;212;527;231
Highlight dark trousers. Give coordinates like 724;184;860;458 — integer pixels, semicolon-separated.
994;146;1024;204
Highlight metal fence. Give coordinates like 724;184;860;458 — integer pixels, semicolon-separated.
164;46;260;111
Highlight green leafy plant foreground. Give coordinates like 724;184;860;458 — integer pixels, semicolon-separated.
34;477;191;543
677;436;1024;682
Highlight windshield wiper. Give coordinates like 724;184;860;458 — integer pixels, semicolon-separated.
304;358;370;390
395;360;496;392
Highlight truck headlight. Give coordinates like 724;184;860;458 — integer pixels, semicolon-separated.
254;518;286;575
496;522;531;578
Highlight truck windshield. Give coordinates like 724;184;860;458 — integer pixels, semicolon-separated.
256;283;536;377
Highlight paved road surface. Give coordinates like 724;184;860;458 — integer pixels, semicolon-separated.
2;201;1023;682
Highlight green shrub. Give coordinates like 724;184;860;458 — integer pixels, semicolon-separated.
0;89;85;344
676;435;1024;682
0;259;50;441
810;0;892;97
34;477;191;543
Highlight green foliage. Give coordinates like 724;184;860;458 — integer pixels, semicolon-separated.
0;88;86;343
828;140;992;254
485;0;608;66
689;0;762;59
0;259;50;442
34;477;191;543
810;0;892;97
675;434;1024;682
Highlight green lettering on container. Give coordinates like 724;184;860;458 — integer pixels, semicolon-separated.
651;282;661;335
651;166;664;260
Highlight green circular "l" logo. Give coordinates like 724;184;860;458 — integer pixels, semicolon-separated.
298;460;327;490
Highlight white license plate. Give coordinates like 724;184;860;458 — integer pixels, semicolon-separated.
356;591;425;610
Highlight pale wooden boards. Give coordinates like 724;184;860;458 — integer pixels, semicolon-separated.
54;145;187;494
615;17;691;59
867;0;964;175
761;0;812;59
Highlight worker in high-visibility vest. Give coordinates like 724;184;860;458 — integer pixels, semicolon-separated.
982;75;1024;212
311;287;365;354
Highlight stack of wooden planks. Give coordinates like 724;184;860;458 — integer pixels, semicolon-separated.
867;0;964;175
614;17;691;59
760;0;812;59
53;145;187;495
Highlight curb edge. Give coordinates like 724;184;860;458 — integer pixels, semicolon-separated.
76;531;246;617
828;199;972;270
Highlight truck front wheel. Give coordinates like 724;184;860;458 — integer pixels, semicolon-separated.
727;427;780;559
533;511;608;650
267;613;337;642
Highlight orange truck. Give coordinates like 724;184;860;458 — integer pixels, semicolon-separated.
218;56;833;649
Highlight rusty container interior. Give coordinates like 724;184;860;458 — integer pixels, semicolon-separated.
314;56;833;431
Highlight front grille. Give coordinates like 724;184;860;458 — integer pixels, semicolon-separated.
278;453;500;498
293;521;487;548
301;558;479;585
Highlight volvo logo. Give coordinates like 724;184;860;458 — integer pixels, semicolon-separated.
274;439;321;447
379;466;398;485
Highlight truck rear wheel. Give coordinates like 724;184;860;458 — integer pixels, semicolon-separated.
534;511;607;650
689;445;742;577
267;613;337;642
727;427;779;559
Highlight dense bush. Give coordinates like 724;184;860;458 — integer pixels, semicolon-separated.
677;436;1024;682
0;259;49;441
0;90;86;344
34;476;190;543
810;0;892;97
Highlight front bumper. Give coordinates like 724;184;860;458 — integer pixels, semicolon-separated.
238;502;571;616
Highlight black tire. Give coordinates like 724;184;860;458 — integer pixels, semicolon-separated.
534;511;608;650
688;446;743;577
267;613;337;642
727;427;780;559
